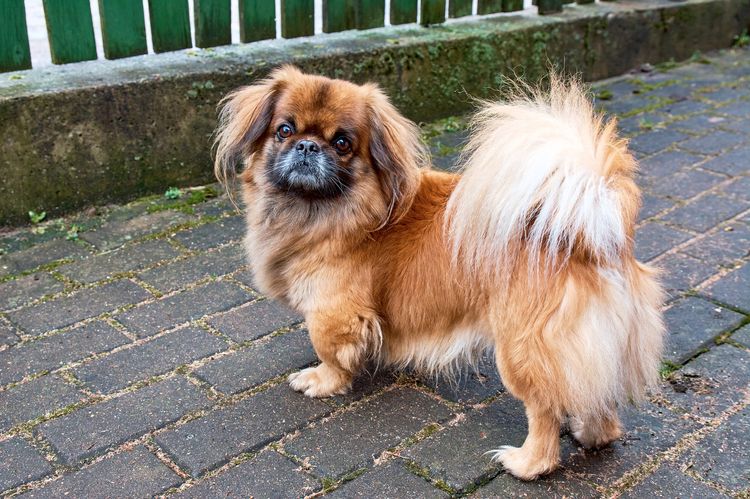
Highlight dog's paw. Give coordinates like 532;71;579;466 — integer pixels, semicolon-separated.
488;446;557;481
569;416;622;449
288;364;351;398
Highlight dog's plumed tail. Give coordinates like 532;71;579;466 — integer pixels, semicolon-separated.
447;76;663;417
447;76;640;276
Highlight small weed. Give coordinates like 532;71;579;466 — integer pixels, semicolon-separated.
164;187;182;200
65;224;82;241
595;89;614;101
655;59;679;71
9;74;24;80
689;51;711;65
659;361;680;379
733;29;750;48
639;119;655;130
28;210;46;224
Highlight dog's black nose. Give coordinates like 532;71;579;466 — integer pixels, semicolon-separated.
295;140;320;155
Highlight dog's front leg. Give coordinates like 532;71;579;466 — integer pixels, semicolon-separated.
288;309;379;398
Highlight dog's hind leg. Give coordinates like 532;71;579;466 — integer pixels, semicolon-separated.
569;409;622;449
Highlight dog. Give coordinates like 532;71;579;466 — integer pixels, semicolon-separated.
213;66;665;480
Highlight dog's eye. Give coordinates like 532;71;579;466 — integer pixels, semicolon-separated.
333;136;351;154
277;124;293;140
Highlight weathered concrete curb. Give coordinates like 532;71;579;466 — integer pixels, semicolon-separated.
0;0;748;225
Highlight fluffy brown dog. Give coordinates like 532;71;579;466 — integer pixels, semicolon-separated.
214;66;665;480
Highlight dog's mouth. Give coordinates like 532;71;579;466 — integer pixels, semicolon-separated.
268;153;351;199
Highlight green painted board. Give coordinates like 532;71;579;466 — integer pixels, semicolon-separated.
478;0;503;14
356;0;384;29
537;0;562;13
239;0;276;42
323;0;356;32
449;0;472;18
502;0;524;11
420;0;445;25
42;0;97;64
148;0;192;53
281;0;314;38
391;0;417;24
98;0;147;59
0;0;31;72
195;0;231;47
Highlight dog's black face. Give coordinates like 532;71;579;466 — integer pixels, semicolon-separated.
265;121;355;199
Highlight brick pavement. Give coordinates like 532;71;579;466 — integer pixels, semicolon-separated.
0;46;748;497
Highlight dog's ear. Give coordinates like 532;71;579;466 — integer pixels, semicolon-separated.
367;86;426;225
213;65;302;186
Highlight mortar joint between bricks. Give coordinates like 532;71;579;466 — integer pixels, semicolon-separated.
142;437;192;480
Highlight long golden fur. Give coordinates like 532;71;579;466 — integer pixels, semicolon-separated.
214;66;665;480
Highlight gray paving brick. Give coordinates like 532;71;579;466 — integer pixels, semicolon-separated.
629;130;689;155
231;269;257;290
0;321;129;386
683;405;750;492
74;326;227;394
721;117;750;135
114;281;251;338
7;280;151;336
81;210;190;250
330;370;398;407
682;222;750;266
700;143;750;175
717;99;750;118
0;239;89;278
672;114;734;134
473;471;598;498
404;396;525;491
622;464;727;498
0;318;19;347
638;194;675;222
639;150;703;179
39;376;209;465
662;193;749;232
658;252;716;299
648;169;725;200
679;130;745;155
329;461;447;498
732;324;750;348
421;352;503;405
172;216;244;251
666;344;750;418
138;243;245;292
0;437;52;492
195;329;316;395
0;273;64;312
704;261;750;311
57;239;180;284
662;99;713;116
207;299;302;343
0;375;85;432
193;196;237;218
177;450;319;499
155;384;332;477
701;86;747;103
721;176;750;201
21;446;182;499
634;222;692;262
286;388;453;479
663;297;744;364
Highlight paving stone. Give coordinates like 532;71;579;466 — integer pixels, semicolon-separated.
721;176;750;201
231;269;258;290
329;461;447;498
717;99;750;118
138;243;245;292
564;403;696;486
662;99;714;116
663;296;744;364
155;384;332;477
193;196;238;218
721;117;750;135
329;369;399;406
39;376;209;465
704;261;750;311
7;280;151;336
172;216;244;251
701;86;747;103
666;344;750;418
195;329;316;395
617;113;669;136
683;406;750;492
21;446;182;498
700;143;750;175
0;239;89;277
74;326;228;394
672;114;733;134
658;252;716;300
634;222;692;262
472;471;598;498
114;281;251;337
286;388;453;479
678;130;746;155
177;450;319;499
403;396;526;491
206;298;302;343
81;210;190;250
0;437;52;492
0;321;129;386
639;150;703;179
621;464;727;498
0;273;64;312
662;193;749;232
637;193;675;222
57;239;180;284
600;96;645;116
0;318;19;347
0;375;85;432
682;222;750;266
732;324;750;348
421;352;504;405
648;169;725;200
629;130;689;155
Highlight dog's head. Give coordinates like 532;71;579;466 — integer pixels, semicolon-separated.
214;66;426;228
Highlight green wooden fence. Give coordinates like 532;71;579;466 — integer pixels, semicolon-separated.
0;0;583;73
